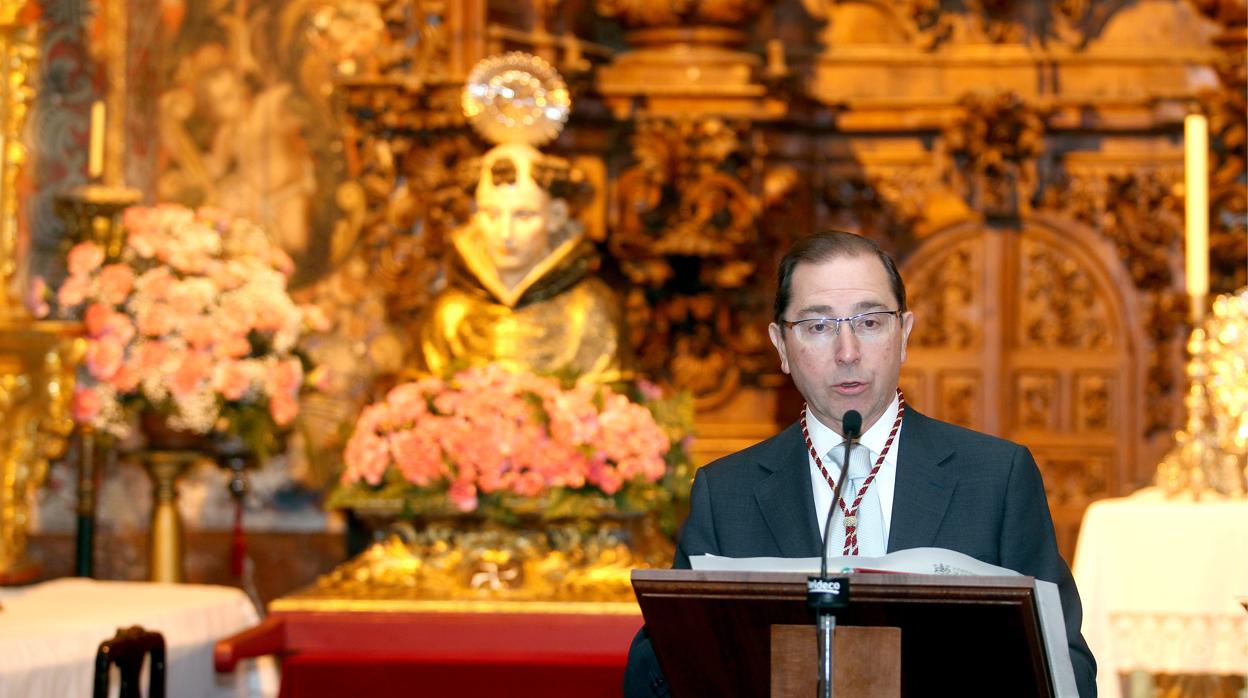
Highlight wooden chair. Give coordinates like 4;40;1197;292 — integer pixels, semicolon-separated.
93;625;166;698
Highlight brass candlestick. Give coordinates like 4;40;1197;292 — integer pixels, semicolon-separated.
53;177;140;584
54;183;141;261
1155;289;1248;498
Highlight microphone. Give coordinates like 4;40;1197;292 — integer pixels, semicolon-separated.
820;410;862;579
808;409;862;698
842;410;864;438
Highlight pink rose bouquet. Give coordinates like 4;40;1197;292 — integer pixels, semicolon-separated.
40;204;323;458
332;364;693;522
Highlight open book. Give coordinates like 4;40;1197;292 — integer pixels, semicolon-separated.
691;547;1079;698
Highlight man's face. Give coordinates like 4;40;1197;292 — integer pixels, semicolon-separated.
767;254;914;435
475;182;552;275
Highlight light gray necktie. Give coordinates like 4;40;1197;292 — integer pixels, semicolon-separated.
830;442;885;557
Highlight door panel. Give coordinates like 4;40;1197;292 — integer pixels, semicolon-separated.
901;220;1135;560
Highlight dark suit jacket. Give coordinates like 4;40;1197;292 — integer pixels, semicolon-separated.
624;408;1096;697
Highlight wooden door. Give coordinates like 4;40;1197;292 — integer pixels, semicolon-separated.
899;218;1141;559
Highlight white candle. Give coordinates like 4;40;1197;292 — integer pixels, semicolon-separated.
1184;113;1209;298
88;100;105;180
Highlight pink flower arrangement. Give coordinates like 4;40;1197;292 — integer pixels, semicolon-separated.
338;364;681;515
39;204;323;455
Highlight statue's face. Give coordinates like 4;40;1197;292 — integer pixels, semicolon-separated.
475;179;552;275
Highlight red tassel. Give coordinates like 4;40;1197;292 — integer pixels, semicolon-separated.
230;496;245;578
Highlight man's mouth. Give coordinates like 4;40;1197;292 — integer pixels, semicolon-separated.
833;381;868;395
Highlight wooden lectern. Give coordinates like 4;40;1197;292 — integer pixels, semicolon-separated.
632;569;1057;697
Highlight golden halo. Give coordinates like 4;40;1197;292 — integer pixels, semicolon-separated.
462;52;571;146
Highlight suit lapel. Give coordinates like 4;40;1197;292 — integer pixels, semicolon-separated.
888;408;957;552
753;422;823;557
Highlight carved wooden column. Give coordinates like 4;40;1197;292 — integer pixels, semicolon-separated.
0;0;82;584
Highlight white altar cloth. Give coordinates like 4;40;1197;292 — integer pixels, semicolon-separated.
1072;488;1248;697
0;578;277;698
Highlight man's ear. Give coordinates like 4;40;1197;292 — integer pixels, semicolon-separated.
767;322;791;374
546;198;570;233
899;310;915;363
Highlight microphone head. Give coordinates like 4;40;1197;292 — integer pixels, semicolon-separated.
842;410;863;439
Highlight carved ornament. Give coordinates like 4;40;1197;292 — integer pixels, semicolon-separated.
339;120;480;335
966;0;1026;43
1048;0;1130;48
1203;74;1248;295
596;0;770;27
1185;0;1247;32
1015;370;1059;432
1034;452;1109;509
312;0;450;83
1040;169;1185;436
937;371;981;428
943;92;1047;219
1017;236;1113;351
323;1;483;336
905;235;981;351
819;168;929;260
610;117;781;406
808;0;953;51
804;0;1132;51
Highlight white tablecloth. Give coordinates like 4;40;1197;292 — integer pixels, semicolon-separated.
1072;488;1248;698
0;578;277;698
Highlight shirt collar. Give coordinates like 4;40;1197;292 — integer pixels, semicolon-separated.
806;392;902;466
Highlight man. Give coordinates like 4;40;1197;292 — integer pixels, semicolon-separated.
624;231;1096;696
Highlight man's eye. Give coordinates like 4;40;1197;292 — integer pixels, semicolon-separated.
858;318;881;330
808;321;830;334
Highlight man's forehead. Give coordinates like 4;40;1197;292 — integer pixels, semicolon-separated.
791;254;891;294
796;299;890;315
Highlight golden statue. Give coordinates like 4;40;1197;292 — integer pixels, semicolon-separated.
419;53;627;382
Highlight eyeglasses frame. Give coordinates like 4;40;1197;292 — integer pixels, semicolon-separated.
779;309;905;340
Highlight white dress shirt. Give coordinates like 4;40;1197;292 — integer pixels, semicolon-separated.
806;393;902;547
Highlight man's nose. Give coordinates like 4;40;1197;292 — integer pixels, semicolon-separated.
833;323;861;364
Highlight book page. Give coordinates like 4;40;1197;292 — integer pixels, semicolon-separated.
1035;579;1079;697
690;546;1018;576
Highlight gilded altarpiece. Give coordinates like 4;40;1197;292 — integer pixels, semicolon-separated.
19;0;1246;578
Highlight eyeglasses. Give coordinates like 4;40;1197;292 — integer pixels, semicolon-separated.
781;310;903;345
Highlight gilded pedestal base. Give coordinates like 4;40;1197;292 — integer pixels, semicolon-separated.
274;514;673;612
144;451;197;583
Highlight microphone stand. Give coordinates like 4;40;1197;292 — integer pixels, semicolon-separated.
807;411;861;698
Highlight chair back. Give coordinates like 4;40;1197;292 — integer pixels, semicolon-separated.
93;625;167;698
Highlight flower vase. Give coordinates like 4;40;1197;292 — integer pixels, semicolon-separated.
139;410;211;452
